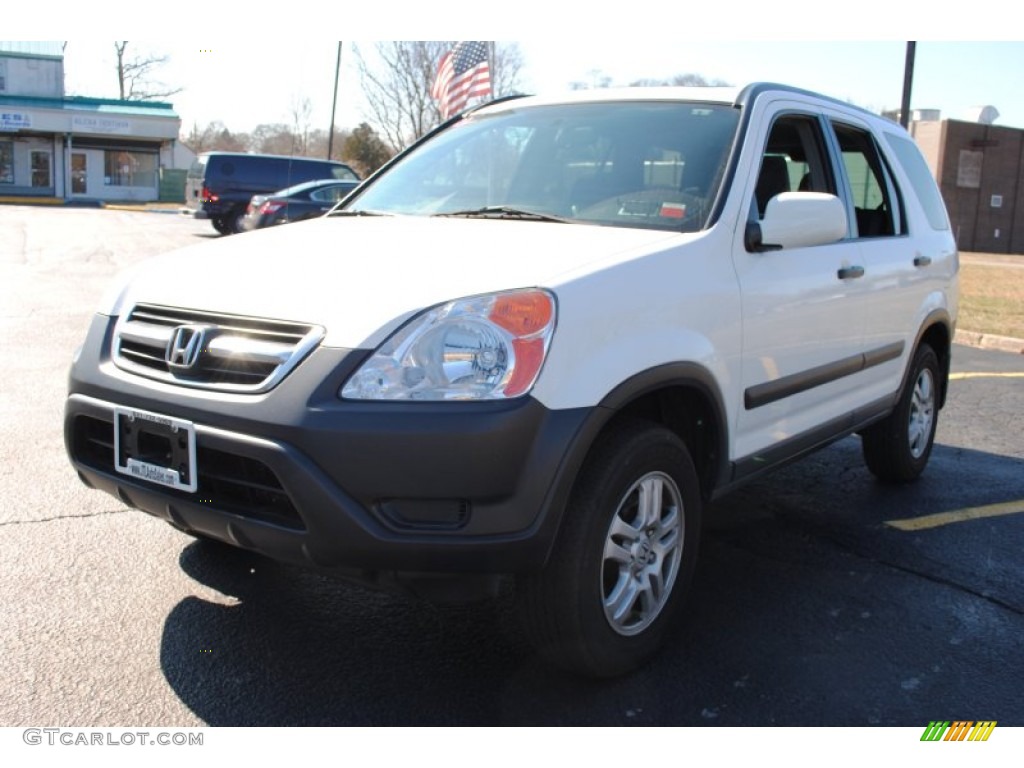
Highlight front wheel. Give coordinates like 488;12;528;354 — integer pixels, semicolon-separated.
862;343;940;482
517;420;702;677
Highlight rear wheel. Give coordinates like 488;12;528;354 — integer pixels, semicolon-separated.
227;209;245;234
517;420;702;677
862;344;940;482
211;217;231;235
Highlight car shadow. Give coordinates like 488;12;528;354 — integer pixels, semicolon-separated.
159;437;1024;726
160;540;552;726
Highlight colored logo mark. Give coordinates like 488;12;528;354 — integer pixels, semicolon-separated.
920;721;997;741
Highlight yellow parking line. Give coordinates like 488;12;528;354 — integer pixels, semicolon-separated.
949;372;1024;380
886;500;1024;531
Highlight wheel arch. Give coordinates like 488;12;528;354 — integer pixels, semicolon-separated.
589;362;730;503
911;309;953;409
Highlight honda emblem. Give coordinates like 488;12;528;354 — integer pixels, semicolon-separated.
166;325;211;371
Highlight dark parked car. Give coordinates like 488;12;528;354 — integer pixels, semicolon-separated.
184;152;360;235
241;179;361;231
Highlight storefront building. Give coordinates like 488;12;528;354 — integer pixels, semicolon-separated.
1;47;181;202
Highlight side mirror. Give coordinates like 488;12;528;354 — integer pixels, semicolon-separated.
745;192;848;253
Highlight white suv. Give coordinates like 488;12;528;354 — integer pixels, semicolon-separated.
64;84;958;676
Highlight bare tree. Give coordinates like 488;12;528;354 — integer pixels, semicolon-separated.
355;41;447;152
250;123;296;155
181;121;248;153
629;73;731;87
355;41;524;152
289;95;314;155
491;43;525;99
570;69;613;90
571;72;730;91
114;42;182;101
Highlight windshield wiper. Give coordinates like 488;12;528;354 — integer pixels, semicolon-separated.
327;209;393;218
433;206;572;223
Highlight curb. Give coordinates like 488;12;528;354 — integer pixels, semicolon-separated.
954;329;1024;355
1;197;182;212
102;204;184;214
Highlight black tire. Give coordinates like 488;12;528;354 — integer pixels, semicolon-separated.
517;420;702;677
211;211;244;235
227;209;245;234
862;343;940;482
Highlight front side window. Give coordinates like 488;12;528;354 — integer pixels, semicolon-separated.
345;101;740;232
753;114;835;219
831;122;904;238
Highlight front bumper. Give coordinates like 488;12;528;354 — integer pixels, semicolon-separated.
64;314;598;575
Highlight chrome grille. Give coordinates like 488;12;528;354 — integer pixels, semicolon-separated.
113;304;323;393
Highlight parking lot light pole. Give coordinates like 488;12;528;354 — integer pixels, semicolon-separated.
900;41;916;129
328;42;342;160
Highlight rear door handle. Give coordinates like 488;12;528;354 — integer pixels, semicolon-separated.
913;255;932;267
837;265;865;279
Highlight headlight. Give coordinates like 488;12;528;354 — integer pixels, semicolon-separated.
341;289;556;401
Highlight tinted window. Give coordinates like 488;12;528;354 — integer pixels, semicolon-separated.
310;185;354;202
331;165;359;181
754;114;835;219
832;123;904;237
884;132;950;231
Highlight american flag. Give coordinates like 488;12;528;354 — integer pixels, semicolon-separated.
431;41;492;120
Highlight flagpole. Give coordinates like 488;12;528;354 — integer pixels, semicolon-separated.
488;41;496;98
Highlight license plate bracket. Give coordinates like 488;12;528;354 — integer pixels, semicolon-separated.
113;407;197;493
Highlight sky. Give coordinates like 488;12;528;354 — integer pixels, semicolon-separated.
53;39;1024;139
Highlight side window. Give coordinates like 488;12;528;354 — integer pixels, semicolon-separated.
754;115;834;219
831;122;905;238
331;165;359;181
884;132;950;231
310;185;351;203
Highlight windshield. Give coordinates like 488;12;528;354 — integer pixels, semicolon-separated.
346;100;739;232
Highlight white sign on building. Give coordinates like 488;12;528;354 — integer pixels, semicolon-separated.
71;115;133;135
0;110;31;131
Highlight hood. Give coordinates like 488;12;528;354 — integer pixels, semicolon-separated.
103;215;681;348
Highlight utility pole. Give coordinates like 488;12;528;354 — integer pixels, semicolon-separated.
900;41;916;129
328;42;342;160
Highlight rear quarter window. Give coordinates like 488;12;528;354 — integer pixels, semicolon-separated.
884;133;951;231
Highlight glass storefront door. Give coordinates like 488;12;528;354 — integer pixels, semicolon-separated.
71;153;87;194
31;151;52;189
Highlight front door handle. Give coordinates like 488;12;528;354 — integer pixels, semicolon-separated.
837;265;865;280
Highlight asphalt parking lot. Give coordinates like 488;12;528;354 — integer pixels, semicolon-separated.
1;205;1022;726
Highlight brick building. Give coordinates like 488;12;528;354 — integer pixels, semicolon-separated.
910;118;1024;255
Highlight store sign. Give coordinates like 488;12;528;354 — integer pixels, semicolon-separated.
71;115;132;135
0;111;32;131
